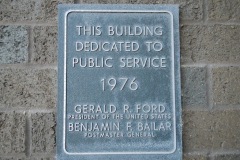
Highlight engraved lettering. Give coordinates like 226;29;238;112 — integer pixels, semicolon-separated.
72;57;113;68
145;41;163;52
84;132;124;138
123;104;130;113
68;122;120;131
126;122;132;131
127;132;155;137
75;41;139;52
101;77;139;91
137;122;172;131
136;104;165;113
74;104;117;113
76;25;102;36
119;56;167;68
108;26;163;36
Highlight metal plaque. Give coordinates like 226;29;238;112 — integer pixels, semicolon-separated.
57;4;182;160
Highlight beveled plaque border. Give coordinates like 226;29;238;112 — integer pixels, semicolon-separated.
63;9;176;155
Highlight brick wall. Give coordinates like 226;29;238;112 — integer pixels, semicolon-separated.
0;0;239;159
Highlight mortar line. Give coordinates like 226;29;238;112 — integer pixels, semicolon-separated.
182;106;210;112
209;154;214;160
180;21;204;25
0;17;239;27
74;0;80;4
0;107;57;113
181;22;240;26
25;111;32;157
181;63;207;67
203;0;208;25
0;105;232;114
183;150;210;155
31;153;56;157
206;65;213;110
209;63;240;67
0;22;57;26
28;26;33;64
0;64;57;69
207;21;240;25
28;108;57;113
210;150;240;155
212;105;240;110
0;154;26;158
182;63;240;67
0;62;233;69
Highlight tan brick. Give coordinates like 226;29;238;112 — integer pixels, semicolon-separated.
77;0;203;21
97;0;129;3
0;68;57;108
34;0;74;23
31;113;56;153
183;110;240;151
78;0;99;3
0;0;35;22
31;158;55;160
183;111;212;151
212;67;240;105
0;26;29;64
0;157;26;160
0;112;25;154
183;154;208;160
127;0;203;21
214;154;240;160
211;111;240;150
208;0;240;22
181;25;240;64
0;0;73;23
0;157;54;160
181;67;207;108
32;26;57;64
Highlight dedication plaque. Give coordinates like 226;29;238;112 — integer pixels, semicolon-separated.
57;4;182;160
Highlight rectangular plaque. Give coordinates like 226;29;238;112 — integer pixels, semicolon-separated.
57;4;182;160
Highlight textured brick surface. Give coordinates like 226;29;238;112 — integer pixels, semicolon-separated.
32;26;57;64
31;158;55;160
183;154;208;160
0;0;73;22
34;0;74;22
0;69;57;108
32;113;56;153
181;25;240;64
0;26;28;64
78;0;203;21
181;67;207;107
77;0;98;3
130;0;203;21
88;0;129;3
212;67;240;106
0;0;35;22
211;111;240;150
183;110;240;151
0;157;54;160
0;112;25;154
208;0;240;22
176;0;203;21
183;111;212;151
31;158;54;160
0;157;26;160
214;154;240;160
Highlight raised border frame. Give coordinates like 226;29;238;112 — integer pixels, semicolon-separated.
63;10;176;155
